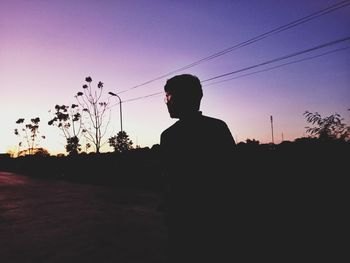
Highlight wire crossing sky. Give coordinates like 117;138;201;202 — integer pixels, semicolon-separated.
204;46;350;87
202;36;350;82
121;37;350;103
117;0;350;95
0;0;349;154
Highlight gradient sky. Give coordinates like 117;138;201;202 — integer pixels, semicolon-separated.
1;0;349;155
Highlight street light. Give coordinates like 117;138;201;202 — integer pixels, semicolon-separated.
108;92;123;132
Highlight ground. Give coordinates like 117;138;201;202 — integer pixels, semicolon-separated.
0;172;167;263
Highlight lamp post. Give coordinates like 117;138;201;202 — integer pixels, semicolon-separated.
108;92;123;132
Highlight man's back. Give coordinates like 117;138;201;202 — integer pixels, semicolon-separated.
161;112;235;163
161;112;235;195
160;112;236;261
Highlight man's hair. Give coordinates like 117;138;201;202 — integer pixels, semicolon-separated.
164;74;203;110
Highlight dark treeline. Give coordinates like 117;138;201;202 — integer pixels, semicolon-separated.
0;146;162;191
1;138;348;189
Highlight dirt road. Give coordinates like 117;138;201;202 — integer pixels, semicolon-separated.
0;172;167;263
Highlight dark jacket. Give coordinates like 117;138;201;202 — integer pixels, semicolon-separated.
160;111;236;261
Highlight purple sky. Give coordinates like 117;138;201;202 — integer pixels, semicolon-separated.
1;0;350;154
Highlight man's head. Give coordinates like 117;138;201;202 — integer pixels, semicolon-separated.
164;74;203;119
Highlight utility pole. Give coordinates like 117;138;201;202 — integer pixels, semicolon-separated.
270;115;274;144
108;92;123;133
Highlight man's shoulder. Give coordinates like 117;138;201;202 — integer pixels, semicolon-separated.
201;115;228;128
161;121;181;138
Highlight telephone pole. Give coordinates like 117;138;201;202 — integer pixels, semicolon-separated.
270;115;274;144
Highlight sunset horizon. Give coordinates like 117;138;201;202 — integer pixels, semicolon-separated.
1;0;349;155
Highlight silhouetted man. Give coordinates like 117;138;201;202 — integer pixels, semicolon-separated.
160;74;236;262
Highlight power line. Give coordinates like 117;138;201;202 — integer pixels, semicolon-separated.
122;37;350;103
123;92;163;103
201;37;350;83
203;46;350;87
117;0;350;95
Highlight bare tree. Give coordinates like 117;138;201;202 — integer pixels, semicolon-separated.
75;76;112;153
14;117;45;156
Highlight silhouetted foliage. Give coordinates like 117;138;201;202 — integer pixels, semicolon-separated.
65;136;81;155
33;147;50;157
17;147;49;157
246;138;260;145
304;110;350;141
48;104;82;155
108;131;133;153
14;117;45;156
